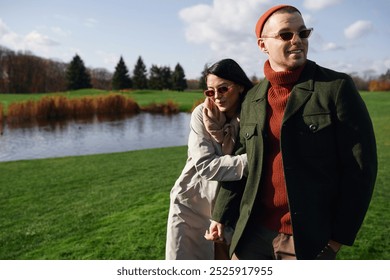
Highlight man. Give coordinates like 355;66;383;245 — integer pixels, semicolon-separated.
208;4;377;260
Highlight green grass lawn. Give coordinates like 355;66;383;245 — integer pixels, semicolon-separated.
337;91;389;259
0;147;188;259
0;91;388;259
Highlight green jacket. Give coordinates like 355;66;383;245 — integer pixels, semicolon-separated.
212;60;378;259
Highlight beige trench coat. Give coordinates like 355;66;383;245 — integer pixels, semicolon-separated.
165;104;247;260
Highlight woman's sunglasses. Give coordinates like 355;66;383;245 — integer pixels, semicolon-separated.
261;28;313;41
204;85;233;97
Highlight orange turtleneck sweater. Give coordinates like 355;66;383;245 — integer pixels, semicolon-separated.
256;60;305;235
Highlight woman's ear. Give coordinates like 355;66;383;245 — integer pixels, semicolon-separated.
238;85;244;94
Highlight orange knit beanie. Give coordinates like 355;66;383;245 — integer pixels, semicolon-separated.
255;4;300;38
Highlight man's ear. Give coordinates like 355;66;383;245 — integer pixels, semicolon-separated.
258;38;268;53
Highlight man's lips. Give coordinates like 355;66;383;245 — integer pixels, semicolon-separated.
287;49;303;54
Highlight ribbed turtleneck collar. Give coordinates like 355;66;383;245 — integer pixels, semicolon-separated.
264;60;305;89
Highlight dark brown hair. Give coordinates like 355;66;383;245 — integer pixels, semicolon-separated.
205;58;253;94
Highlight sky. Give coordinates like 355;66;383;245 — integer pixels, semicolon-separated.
0;0;389;80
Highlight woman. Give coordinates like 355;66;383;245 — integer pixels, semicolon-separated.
165;58;253;260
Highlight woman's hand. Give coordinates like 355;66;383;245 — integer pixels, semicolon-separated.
204;220;225;243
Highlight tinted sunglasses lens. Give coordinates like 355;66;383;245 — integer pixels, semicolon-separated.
299;29;312;38
217;86;229;94
204;90;215;97
279;29;312;41
279;32;294;41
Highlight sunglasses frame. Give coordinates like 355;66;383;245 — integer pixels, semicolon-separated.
261;28;313;41
204;85;233;97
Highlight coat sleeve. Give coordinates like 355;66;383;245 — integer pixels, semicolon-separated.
212;178;246;227
188;104;248;182
332;75;378;245
211;115;248;227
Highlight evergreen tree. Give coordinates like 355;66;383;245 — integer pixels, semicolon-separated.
148;65;173;90
148;65;163;90
160;66;172;90
132;56;148;89
66;54;91;90
112;56;132;90
171;63;187;91
198;64;208;90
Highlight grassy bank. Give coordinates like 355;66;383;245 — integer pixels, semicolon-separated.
0;89;205;114
0;91;389;259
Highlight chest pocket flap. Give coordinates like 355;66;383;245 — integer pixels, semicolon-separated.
241;124;257;140
303;113;332;133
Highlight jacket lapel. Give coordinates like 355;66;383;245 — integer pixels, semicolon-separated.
283;61;316;123
250;80;268;131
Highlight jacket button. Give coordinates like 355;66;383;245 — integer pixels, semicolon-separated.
309;124;318;132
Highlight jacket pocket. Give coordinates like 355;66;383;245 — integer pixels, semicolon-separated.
302;113;332;133
240;124;258;162
241;123;257;140
299;113;336;156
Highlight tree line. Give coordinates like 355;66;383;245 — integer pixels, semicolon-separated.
349;70;390;92
1;44;389;93
0;45;188;93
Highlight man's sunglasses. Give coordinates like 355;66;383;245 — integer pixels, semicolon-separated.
204;85;233;97
261;28;313;41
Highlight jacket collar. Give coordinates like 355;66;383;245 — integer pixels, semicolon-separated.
251;60;316;102
294;60;316;92
283;60;316;122
251;78;268;103
247;60;317;126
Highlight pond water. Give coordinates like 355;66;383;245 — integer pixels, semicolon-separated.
0;113;191;162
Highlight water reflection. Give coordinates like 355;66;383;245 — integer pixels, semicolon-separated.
0;113;191;162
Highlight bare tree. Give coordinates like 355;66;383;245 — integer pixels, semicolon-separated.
90;68;112;90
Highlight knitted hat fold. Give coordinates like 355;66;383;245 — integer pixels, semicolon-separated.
255;4;299;38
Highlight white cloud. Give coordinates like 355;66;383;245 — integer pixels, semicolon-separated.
179;1;259;44
384;58;390;69
179;0;271;76
344;20;373;40
25;31;59;46
24;31;59;56
95;50;119;68
303;0;343;11
0;18;22;47
349;58;390;78
0;18;8;35
0;18;60;58
367;58;390;78
322;42;344;51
